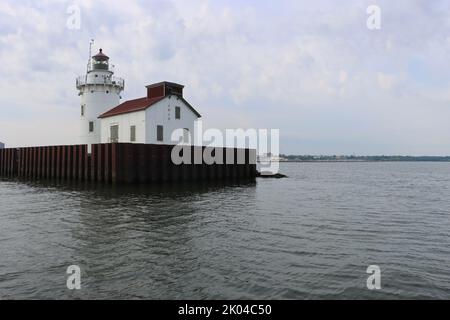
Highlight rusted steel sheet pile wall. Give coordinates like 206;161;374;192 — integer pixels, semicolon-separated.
0;144;257;183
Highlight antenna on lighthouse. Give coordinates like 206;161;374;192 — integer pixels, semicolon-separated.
87;39;94;73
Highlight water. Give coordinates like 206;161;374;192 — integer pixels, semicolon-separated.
1;162;449;299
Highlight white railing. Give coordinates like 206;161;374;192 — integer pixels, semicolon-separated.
76;76;125;89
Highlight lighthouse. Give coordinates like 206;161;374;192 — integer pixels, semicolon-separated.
76;48;124;148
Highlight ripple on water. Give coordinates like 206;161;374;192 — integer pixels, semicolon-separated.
1;162;450;299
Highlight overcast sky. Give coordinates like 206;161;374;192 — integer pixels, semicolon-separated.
1;0;450;155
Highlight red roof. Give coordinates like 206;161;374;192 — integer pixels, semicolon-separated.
92;49;109;61
98;96;165;118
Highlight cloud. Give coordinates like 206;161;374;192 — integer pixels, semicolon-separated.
0;0;450;155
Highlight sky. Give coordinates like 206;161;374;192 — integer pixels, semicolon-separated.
0;0;450;155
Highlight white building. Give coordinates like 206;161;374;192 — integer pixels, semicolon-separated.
98;82;201;144
77;48;201;147
76;49;125;146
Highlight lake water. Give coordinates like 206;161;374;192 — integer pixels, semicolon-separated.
1;162;449;299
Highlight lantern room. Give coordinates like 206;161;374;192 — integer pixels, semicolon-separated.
92;48;109;71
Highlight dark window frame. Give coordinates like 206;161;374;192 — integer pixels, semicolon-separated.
130;125;136;142
110;125;119;143
157;125;164;142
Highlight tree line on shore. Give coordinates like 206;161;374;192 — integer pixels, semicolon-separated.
280;155;450;162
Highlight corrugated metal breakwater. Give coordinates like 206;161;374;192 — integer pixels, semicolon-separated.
0;143;257;183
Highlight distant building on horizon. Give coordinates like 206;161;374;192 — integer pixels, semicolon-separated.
77;48;201;147
0;142;4;149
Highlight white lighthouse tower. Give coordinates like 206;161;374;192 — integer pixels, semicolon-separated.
76;46;124;148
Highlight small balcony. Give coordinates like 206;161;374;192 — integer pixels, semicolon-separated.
76;76;125;90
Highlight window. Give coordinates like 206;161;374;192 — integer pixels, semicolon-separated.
157;125;163;142
130;125;136;142
81;105;85;116
175;106;181;119
89;121;94;133
110;125;119;143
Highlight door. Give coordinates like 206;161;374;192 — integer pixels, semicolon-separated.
110;125;119;143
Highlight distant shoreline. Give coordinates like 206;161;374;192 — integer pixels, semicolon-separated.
272;155;450;162
280;160;450;163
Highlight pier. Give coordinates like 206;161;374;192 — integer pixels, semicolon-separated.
0;143;257;183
